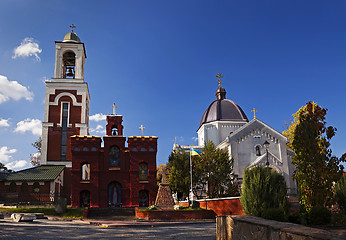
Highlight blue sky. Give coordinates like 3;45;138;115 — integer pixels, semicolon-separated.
0;1;346;170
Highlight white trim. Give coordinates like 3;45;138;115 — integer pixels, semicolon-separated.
50;92;82;107
42;122;54;127
46;161;72;168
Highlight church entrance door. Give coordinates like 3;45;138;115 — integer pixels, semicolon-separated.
108;182;122;207
139;190;149;207
80;190;90;207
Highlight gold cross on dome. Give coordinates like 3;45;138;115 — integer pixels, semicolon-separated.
215;72;224;87
112;103;117;115
69;24;76;32
251;108;258;119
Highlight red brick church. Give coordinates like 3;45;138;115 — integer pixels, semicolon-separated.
0;27;158;207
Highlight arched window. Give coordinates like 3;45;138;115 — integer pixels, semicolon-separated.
81;163;91;181
91;147;97;152
140;147;146;152
33;182;40;193
9;182;16;193
108;182;122;207
148;147;155;152
21;182;28;192
111;127;118;136
82;147;89;152
109;146;120;168
139;162;148;181
132;147;138;152
73;147;80;152
63;51;76;79
255;145;261;156
60;102;69;160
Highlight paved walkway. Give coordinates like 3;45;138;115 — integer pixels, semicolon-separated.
0;215;216;240
46;215;215;228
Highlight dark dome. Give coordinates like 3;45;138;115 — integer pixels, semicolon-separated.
198;87;248;129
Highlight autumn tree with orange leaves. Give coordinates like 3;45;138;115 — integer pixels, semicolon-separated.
284;101;345;211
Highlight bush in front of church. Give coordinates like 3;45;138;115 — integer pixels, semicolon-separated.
335;175;346;213
241;166;288;220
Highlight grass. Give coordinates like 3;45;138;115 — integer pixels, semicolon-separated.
0;207;84;219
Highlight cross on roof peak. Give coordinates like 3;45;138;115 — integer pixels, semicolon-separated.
139;125;145;136
251;108;258;119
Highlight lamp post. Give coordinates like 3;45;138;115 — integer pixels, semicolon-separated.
263;140;270;167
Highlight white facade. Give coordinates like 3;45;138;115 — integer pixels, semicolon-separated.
177;84;297;195
216;118;296;194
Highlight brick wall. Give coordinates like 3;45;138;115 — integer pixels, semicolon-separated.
179;197;244;216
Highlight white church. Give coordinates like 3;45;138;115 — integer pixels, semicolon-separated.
175;74;297;195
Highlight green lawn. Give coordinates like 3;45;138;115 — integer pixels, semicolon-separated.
0;207;84;219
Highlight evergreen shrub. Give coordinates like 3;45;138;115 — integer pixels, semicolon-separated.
287;212;301;224
262;208;286;222
240;166;288;218
335;175;346;213
308;206;331;225
191;201;200;209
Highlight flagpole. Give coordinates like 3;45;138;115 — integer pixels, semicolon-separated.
190;148;194;204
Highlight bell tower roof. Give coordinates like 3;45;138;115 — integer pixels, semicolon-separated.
62;24;81;43
63;32;81;43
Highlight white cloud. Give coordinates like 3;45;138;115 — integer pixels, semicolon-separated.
90;113;106;122
89;124;105;135
14;118;42;136
0;146;17;163
0;75;34;104
0;118;10;127
12;37;42;61
6;160;29;170
192;137;198;142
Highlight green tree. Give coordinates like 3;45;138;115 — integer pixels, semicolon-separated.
30;137;41;166
334;174;346;213
0;162;12;173
166;148;190;199
0;162;7;171
284;101;345;211
241;166;288;218
195;141;237;198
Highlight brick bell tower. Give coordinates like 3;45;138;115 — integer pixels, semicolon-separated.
41;25;90;168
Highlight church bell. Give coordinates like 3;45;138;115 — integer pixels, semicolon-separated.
66;67;74;77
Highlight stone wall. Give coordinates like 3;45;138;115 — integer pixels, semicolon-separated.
216;215;344;240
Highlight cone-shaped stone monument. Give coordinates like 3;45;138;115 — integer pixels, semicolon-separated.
155;167;174;210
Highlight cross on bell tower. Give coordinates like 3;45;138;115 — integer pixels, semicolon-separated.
69;24;76;32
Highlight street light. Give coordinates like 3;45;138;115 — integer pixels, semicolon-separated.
263;140;270;167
